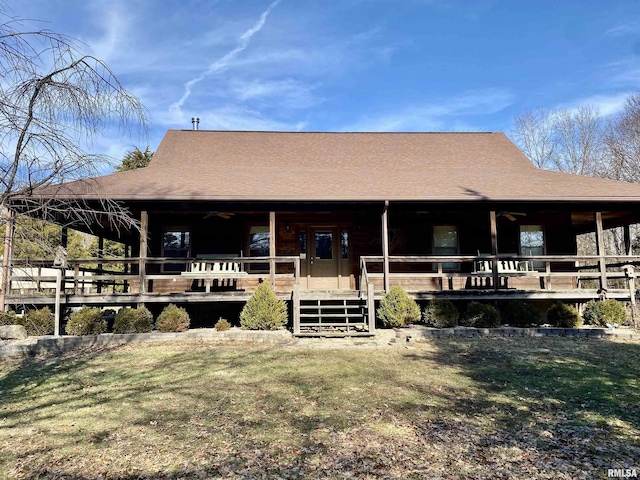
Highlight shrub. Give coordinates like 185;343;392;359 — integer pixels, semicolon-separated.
0;310;17;326
547;302;582;328
376;285;421;328
113;307;154;334
582;300;626;327
501;300;542;327
156;304;190;332
215;318;231;331
423;299;459;328
460;302;500;328
240;281;288;330
65;306;107;335
18;307;54;336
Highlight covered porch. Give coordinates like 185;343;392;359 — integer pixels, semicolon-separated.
3;201;640;336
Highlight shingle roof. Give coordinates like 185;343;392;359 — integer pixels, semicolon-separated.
45;130;640;202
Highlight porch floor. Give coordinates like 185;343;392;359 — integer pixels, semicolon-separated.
6;287;634;307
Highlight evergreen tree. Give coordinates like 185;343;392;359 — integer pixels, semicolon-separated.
117;146;154;172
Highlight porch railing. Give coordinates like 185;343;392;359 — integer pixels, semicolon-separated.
360;254;640;296
6;256;301;296
4;255;302;337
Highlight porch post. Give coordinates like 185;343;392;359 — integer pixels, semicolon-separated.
489;210;499;291
61;227;68;249
293;256;300;334
123;243;130;293
97;235;104;294
54;269;62;337
382;201;390;293
595;212;607;290
138;211;148;297
269;211;276;288
293;284;300;335
367;281;376;333
0;209;15;312
624;224;633;256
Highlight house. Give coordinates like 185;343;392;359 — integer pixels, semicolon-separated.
5;130;640;335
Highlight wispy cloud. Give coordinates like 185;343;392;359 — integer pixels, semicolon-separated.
558;92;629;117
343;89;514;131
603;58;640;86
82;1;137;68
228;78;322;109
604;22;640;37
170;0;282;116
173;105;306;132
88;7;124;61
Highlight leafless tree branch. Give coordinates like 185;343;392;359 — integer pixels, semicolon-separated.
0;6;146;232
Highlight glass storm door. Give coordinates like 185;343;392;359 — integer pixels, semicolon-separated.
309;228;340;289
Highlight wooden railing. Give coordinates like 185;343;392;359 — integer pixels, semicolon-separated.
360;254;640;294
6;256;301;296
5;256;302;338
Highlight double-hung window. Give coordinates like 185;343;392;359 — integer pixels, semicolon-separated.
433;225;459;270
519;225;544;269
248;226;270;271
162;227;190;272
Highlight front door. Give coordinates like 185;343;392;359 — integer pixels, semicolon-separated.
309;228;340;289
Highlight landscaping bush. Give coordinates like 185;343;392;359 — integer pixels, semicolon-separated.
155;304;190;332
423;299;459;328
582;299;626;327
18;307;54;336
376;285;421;328
65;306;107;335
547;302;582;328
240;281;288;330
501;300;542;327
0;310;17;326
215;318;231;331
113;307;154;334
460;302;500;328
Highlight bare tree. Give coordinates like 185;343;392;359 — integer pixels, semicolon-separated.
510;108;557;169
552;106;605;176
0;7;147;308
511;106;606;176
604;92;640;183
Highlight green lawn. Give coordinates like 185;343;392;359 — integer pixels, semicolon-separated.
1;337;639;479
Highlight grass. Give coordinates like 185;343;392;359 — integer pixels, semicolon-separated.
0;337;639;479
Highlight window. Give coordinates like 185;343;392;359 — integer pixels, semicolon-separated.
341;231;349;259
299;230;307;255
520;225;544;269
162;227;190;272
249;226;270;271
315;231;333;259
433;225;459;270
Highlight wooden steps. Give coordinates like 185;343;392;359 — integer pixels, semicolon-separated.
297;292;372;336
294;331;375;337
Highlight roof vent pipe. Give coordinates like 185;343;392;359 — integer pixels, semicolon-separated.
191;117;200;130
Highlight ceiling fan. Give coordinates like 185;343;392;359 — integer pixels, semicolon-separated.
203;211;235;220
497;211;527;222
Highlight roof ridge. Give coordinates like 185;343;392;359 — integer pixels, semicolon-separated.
172;130;498;134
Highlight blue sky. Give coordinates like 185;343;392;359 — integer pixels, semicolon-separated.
8;0;640;161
